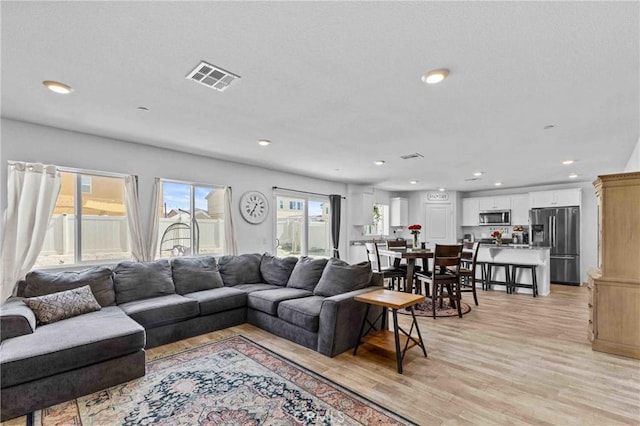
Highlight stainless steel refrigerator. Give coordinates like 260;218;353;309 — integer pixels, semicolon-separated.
530;206;580;284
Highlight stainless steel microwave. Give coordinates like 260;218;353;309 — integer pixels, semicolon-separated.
479;210;511;225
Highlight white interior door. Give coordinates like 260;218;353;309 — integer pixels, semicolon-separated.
424;203;454;247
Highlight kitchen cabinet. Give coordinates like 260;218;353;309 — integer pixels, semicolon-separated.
478;196;510;211
389;197;408;227
529;188;581;208
461;198;480;226
589;172;640;359
348;244;369;264
350;192;374;225
510;194;530;225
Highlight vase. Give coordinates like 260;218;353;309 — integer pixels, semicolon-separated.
413;234;419;249
495;238;502;246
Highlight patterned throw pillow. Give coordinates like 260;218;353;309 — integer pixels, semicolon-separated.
24;285;101;325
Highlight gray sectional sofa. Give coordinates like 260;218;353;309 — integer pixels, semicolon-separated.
0;253;383;421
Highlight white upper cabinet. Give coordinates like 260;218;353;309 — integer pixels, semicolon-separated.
462;198;480;226
530;188;582;208
510;194;530;225
350;192;374;225
478;196;511;211
389;197;408;227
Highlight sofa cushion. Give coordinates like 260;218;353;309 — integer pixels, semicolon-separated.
171;256;223;295
247;288;314;315
113;260;175;304
118;294;199;329
183;287;247;316
260;254;298;286
286;257;328;291
313;259;373;297
277;296;325;332
24;266;115;307
0;306;144;388
232;283;281;293
24;286;102;325
218;253;262;285
0;298;36;342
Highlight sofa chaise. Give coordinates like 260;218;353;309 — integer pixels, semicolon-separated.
0;253;383;421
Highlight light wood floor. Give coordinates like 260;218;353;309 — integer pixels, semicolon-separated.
152;285;639;425
6;285;640;425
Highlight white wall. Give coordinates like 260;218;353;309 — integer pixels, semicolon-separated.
624;137;640;172
1;118;348;257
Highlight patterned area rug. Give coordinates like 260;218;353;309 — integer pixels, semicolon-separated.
33;335;414;425
399;297;471;317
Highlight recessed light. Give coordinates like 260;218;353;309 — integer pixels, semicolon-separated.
438;187;446;192
473;171;484;177
257;139;271;146
42;80;73;94
494;181;503;186
421;68;449;84
562;160;574;165
410;180;418;185
568;173;579;179
374;160;385;166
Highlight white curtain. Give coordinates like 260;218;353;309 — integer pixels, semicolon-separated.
0;162;61;301
123;175;151;262
223;187;238;255
147;178;162;260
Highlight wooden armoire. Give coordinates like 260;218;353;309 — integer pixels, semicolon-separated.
588;172;640;359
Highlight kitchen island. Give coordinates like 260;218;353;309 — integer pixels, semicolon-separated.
477;245;551;296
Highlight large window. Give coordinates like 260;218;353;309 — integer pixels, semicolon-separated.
275;193;331;258
365;204;389;236
34;169;131;267
157;180;226;258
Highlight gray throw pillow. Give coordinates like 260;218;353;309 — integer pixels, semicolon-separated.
287;257;329;291
260;254;298;286
314;258;373;297
24;285;101;325
113;260;175;304
171;256;223;294
218;253;263;285
25;266;115;307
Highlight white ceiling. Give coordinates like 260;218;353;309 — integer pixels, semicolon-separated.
2;1;638;192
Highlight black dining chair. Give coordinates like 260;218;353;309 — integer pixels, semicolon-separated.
414;244;464;318
364;242;406;291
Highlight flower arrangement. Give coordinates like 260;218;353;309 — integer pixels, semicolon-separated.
491;230;503;245
408;224;422;248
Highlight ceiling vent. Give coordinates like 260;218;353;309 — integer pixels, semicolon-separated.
186;61;240;92
400;153;424;160
464;177;480;181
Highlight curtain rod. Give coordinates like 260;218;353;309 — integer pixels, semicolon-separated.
272;186;346;199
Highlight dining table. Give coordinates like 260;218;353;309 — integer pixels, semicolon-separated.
378;248;433;294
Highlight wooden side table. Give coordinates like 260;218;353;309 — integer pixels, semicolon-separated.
353;289;427;373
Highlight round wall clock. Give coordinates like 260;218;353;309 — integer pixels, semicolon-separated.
239;191;269;224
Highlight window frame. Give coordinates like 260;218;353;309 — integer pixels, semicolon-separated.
33;166;131;270
157;178;226;259
273;189;332;258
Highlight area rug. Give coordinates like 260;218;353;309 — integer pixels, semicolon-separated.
33;335;414;425
399;297;471;317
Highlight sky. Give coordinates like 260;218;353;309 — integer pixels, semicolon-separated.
162;182;214;212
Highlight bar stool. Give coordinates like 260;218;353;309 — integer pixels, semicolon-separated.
510;264;539;297
476;261;489;290
486;262;512;291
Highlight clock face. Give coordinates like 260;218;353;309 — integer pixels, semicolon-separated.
240;191;269;224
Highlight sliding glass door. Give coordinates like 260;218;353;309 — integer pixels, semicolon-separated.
275;195;330;258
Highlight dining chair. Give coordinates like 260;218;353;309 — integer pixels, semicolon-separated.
458;241;480;305
414;244;464;318
364;242;406;291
